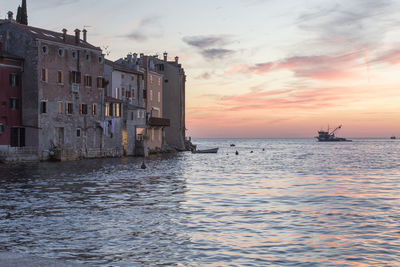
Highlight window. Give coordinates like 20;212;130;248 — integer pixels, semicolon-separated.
66;102;73;114
97;77;104;88
86;54;91;61
121;88;125;97
92;104;97;115
113;103;121;117
84;75;92;87
137;110;140;119
57;71;64;83
98;56;103;64
121;73;125;79
150;90;153;101
158;92;160;103
9;74;19;87
151;128;154;141
70;71;81;84
131;112;134;120
115;88;119;99
76;128;81;137
150;75;153;84
105;103;111;117
131;75;134;81
126;90;131;98
158;78;161;86
41;68;48;82
58;48;64;57
40;101;47;113
57;101;63;114
10;98;19;110
10;127;25;147
80;104;88;115
42;45;48;54
72;51;77;60
0;123;4;134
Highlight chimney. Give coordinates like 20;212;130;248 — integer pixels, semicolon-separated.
62;28;67;42
140;53;144;58
127;53;132;64
74;29;81;44
175;56;179;63
82;29;87;42
163;52;168;62
7;11;13;21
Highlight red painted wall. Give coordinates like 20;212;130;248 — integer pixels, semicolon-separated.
0;56;23;146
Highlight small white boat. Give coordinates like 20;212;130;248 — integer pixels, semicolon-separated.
192;148;219;154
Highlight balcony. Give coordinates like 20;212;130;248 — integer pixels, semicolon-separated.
71;83;80;93
148;117;170;127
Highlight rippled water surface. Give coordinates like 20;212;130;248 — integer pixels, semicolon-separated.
1;138;400;266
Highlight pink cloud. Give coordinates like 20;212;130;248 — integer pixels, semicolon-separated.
372;48;400;65
226;51;363;81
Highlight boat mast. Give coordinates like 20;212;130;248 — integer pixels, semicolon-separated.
329;125;342;135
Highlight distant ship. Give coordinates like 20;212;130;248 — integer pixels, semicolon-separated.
315;125;351;142
390;136;396;140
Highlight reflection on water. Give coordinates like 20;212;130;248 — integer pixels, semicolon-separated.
0;139;399;266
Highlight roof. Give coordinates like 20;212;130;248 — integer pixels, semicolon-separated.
0;20;101;51
105;58;144;75
0;52;23;61
105;96;123;103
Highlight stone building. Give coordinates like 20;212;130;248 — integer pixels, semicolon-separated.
137;54;170;153
104;58;146;156
0;14;106;160
153;52;186;151
0;36;24;148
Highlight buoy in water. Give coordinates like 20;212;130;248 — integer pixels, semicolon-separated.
250;151;254;153
262;148;265;151
141;161;147;169
235;151;239;155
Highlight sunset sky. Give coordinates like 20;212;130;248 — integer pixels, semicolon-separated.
2;0;400;138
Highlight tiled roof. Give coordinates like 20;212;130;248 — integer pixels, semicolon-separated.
105;58;144;75
0;20;101;51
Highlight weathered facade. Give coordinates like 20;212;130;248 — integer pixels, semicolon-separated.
0;12;189;161
0;37;24;147
0;15;106;160
138;55;170;153
104;58;146;156
154;53;186;150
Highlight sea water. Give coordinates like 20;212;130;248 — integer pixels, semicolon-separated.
0;138;399;266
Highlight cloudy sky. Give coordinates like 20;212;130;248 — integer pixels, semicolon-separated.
2;0;400;137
